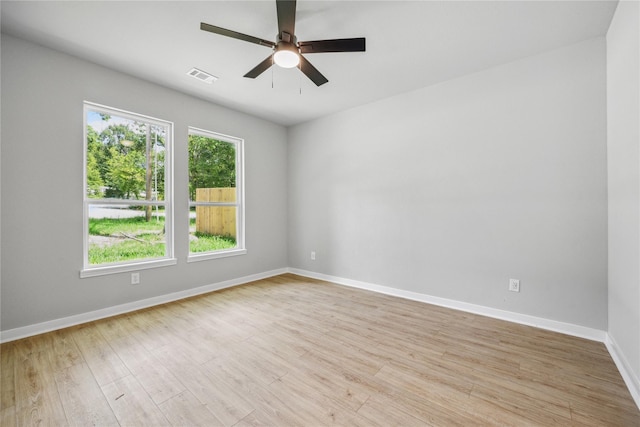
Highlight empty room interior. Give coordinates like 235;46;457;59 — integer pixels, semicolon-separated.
1;0;639;425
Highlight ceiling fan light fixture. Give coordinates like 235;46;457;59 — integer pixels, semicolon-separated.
273;42;300;68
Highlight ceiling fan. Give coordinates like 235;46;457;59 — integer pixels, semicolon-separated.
200;0;366;86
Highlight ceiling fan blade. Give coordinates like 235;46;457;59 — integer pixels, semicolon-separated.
299;55;328;86
299;38;366;54
276;0;297;39
244;55;274;79
201;22;275;48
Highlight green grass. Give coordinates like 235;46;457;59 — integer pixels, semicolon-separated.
88;217;236;264
89;237;166;265
90;216;165;236
190;232;236;253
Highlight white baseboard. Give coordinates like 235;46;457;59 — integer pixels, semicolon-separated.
0;268;288;343
0;266;607;344
287;268;607;342
605;334;640;409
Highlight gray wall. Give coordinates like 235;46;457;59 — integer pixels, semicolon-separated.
0;35;288;331
288;37;608;330
607;0;640;383
0;30;617;338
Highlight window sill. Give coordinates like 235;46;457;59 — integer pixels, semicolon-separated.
187;248;247;263
80;258;177;278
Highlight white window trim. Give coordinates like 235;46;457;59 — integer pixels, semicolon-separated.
81;101;175;277
187;248;247;263
80;258;178;278
187;127;245;262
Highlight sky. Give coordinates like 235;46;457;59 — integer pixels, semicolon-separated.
86;110;138;134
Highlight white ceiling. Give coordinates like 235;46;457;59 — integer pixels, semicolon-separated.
1;0;618;126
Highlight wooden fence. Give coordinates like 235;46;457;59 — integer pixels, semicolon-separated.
195;188;236;238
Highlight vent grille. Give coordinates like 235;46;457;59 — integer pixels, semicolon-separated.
187;68;218;84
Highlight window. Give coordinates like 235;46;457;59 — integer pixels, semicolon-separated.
188;127;245;260
82;102;174;277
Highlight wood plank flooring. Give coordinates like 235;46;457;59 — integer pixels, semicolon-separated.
1;273;638;426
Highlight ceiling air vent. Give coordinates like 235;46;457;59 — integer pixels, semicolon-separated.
187;67;218;84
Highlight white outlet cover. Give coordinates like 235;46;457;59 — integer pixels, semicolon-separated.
509;279;520;292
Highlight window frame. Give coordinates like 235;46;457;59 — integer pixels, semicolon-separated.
81;101;176;278
187;126;246;262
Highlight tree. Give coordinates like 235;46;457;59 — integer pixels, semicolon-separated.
87;112;170;225
87;122;146;197
86;152;104;197
86;126;104;197
188;135;236;201
106;146;146;199
87;120;168;218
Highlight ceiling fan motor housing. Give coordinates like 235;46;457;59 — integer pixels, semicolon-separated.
278;31;297;45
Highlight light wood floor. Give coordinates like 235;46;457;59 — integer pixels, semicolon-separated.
1;274;639;426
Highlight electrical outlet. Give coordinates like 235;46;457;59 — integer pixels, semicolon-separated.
509;278;520;292
131;272;140;285
310;251;316;261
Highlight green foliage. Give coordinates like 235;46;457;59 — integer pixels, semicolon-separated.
153;149;166;200
86;126;104;197
189;134;236;201
86;114;166;203
86;152;104;197
106;146;145;199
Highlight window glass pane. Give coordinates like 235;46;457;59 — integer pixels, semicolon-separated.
84;103;173;273
189;206;237;253
187;128;243;259
86;110;166;201
188;134;236;202
88;204;166;265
